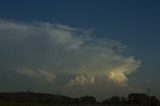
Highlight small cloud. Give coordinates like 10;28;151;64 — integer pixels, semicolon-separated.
67;75;96;86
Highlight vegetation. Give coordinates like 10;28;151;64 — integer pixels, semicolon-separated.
0;92;159;106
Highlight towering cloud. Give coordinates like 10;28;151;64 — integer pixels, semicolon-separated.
106;57;140;86
0;20;140;89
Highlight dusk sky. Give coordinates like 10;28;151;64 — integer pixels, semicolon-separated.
0;0;160;100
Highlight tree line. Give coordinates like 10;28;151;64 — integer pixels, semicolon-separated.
0;92;159;106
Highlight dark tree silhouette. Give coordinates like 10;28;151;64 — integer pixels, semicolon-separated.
150;96;160;106
128;93;148;105
101;98;109;104
79;95;97;104
0;92;159;105
108;96;121;104
120;97;128;104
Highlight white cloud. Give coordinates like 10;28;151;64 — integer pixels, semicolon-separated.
0;20;141;89
67;75;96;86
106;57;141;86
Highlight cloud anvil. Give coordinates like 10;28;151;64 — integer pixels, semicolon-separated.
0;20;140;96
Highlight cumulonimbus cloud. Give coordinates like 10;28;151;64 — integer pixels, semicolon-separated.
0;20;141;87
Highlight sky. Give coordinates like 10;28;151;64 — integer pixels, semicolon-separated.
0;0;160;100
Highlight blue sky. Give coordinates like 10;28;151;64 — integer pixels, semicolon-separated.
0;0;160;99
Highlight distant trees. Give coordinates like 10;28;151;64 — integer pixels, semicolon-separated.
108;96;121;104
150;96;160;106
127;93;160;106
102;93;160;106
0;92;159;105
120;97;128;104
74;95;97;104
128;93;148;105
102;96;127;105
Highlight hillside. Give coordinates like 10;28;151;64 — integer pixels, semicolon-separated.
0;92;74;104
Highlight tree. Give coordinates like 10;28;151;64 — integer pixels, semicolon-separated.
108;96;120;104
128;93;148;105
150;96;160;106
79;95;97;104
120;97;127;104
101;98;109;104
